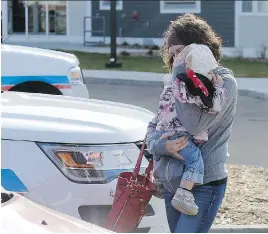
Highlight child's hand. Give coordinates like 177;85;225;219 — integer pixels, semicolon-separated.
212;74;224;86
160;131;175;139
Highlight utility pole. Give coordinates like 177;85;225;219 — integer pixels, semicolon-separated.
105;0;122;68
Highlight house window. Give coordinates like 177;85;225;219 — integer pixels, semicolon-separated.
27;1;46;34
48;1;67;35
242;0;268;14
8;0;26;33
8;0;67;35
99;0;123;10
160;0;201;14
242;1;253;12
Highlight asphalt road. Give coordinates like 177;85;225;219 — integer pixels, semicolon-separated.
86;81;268;168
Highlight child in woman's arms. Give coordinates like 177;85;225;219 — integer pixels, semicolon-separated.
152;44;226;216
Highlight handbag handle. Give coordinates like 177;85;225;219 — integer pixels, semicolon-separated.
132;135;147;180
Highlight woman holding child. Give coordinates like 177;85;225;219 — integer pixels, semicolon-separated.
146;14;238;233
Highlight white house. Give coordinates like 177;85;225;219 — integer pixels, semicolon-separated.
1;0;91;44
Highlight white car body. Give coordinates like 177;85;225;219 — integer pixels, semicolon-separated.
1;44;89;98
1;91;168;233
1;192;113;233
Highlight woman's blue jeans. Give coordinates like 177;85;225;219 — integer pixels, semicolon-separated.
164;183;227;233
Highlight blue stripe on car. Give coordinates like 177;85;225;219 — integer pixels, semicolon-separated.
1;75;70;86
1;169;28;193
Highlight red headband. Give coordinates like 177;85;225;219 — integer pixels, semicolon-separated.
186;69;209;97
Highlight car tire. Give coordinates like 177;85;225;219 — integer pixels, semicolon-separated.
9;81;62;95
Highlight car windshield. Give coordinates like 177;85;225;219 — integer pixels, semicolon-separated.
1;193;14;204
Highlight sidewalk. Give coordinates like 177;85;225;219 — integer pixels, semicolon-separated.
210;224;268;233
82;69;268;100
236;78;268;100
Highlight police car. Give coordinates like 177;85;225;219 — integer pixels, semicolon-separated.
1;188;113;233
1;44;89;98
1;91;169;233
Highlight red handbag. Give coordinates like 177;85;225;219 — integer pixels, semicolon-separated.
105;137;154;233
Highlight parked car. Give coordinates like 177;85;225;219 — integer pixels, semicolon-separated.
1;91;169;233
1;44;89;98
1;189;113;233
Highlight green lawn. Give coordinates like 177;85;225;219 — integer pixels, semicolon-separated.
67;51;268;77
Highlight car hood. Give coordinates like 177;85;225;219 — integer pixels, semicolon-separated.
1;92;154;144
1;193;113;233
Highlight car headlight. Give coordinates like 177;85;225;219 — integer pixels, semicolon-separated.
37;143;148;184
69;66;84;84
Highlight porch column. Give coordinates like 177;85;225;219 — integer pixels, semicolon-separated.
1;0;8;39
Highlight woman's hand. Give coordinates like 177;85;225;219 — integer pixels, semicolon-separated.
212;74;224;86
161;131;188;160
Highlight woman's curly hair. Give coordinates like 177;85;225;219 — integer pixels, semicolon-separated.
160;14;223;71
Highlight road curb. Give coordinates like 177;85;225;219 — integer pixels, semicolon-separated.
210;224;268;233
238;89;268;100
84;76;268;101
82;70;164;83
85;77;163;86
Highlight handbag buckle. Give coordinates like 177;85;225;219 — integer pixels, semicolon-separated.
130;189;139;198
110;188;115;197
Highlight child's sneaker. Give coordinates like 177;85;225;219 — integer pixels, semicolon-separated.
171;187;198;216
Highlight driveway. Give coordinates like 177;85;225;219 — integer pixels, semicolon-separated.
86;82;268;168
